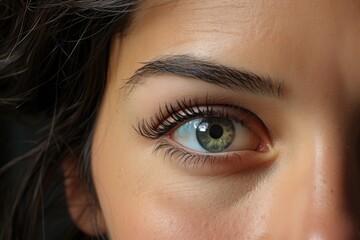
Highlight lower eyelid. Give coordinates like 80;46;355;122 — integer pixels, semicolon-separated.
154;139;276;176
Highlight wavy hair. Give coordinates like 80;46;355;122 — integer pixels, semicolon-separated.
0;1;139;239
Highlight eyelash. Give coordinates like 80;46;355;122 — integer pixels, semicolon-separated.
135;97;249;139
153;139;241;167
135;97;263;167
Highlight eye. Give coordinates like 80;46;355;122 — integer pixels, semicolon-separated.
170;117;261;153
135;98;273;172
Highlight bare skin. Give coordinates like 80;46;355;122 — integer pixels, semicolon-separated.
71;0;360;239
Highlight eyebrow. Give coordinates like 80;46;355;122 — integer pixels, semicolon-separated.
125;55;285;98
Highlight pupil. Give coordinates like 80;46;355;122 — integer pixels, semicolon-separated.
196;117;235;153
209;124;223;139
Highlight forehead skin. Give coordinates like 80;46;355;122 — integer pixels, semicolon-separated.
122;0;360;101
92;0;360;239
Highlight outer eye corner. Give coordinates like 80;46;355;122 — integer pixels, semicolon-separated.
256;140;271;153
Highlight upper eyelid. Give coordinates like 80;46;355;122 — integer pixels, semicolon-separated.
134;99;259;140
135;101;214;139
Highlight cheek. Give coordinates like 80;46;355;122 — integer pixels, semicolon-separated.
99;183;263;240
91;111;272;239
92;148;273;240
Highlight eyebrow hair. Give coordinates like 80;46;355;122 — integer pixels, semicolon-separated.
125;55;285;98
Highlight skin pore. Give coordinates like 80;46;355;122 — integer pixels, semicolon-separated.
73;0;360;239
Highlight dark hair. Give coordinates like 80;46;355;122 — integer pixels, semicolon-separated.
0;1;139;239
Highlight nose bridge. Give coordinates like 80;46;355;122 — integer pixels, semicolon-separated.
303;113;359;239
311;121;346;210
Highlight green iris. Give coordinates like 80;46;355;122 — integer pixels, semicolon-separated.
196;117;235;152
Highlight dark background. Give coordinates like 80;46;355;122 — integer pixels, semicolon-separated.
0;113;76;239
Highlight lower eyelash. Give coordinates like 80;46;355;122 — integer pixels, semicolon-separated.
154;139;238;168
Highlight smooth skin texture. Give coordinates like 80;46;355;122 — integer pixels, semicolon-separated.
70;0;360;239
